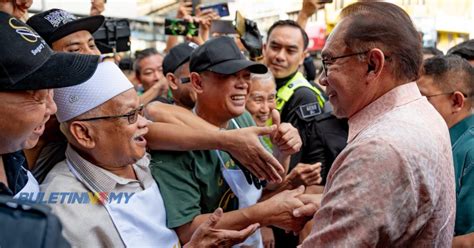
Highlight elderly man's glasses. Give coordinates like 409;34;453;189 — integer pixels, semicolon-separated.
321;51;369;77
76;104;145;125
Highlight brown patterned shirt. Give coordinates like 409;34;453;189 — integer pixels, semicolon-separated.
302;82;455;247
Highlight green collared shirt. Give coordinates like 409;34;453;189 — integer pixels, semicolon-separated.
450;114;474;235
150;111;268;229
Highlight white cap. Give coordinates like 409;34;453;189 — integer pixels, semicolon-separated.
54;61;134;122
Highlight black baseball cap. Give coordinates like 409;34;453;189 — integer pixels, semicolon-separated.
447;39;474;60
0;12;100;91
163;42;198;75
190;36;267;74
26;8;104;46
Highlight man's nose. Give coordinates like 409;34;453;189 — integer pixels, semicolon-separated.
137;114;149;129
275;49;286;62
260;100;270;114
46;90;57;116
319;74;329;87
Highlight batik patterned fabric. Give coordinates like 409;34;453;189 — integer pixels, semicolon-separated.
302;82;456;247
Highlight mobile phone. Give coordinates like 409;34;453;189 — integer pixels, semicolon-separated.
234;11;246;37
317;0;333;3
191;0;200;16
199;2;230;17
210;20;237;34
164;18;199;36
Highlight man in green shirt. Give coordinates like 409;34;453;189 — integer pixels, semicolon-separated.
417;54;474;247
150;36;307;246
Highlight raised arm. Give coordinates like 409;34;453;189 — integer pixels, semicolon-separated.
144;102;284;182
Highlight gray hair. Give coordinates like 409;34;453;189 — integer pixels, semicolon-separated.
250;71;275;85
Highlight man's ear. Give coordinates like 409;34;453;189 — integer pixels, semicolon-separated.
298;49;307;66
69;121;96;149
451;91;466;113
366;48;385;82
166;72;179;90
190;72;203;94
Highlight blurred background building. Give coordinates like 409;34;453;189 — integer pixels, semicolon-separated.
30;0;474;54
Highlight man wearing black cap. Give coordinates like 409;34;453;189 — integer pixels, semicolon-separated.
0;11;99;197
161;42;198;110
26;8;287;187
19;8;104;181
0;10;98;246
27;8;104;55
150;36;308;246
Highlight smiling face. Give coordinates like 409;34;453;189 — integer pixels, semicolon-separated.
263;25;306;79
0;89;57;153
194;70;251;126
246;77;276;126
318;19;373;118
52;30;101;55
137;54;165;91
77;89;149;167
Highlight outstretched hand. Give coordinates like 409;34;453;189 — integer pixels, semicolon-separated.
185;208;260;248
223;125;284;183
293;193;323;218
286;162;322;188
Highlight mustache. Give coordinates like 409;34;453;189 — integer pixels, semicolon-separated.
133;130;148;139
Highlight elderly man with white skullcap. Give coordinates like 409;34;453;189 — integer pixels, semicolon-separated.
40;61;259;247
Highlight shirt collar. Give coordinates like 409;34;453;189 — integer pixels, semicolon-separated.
1;151;28;196
65;145;151;193
449;114;474;147
348;82;422;142
275;70;298;89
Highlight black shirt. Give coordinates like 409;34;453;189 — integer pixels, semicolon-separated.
276;72;348;184
0;151;29;196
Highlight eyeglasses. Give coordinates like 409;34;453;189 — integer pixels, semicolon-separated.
76;104;145;125
321;51;369;77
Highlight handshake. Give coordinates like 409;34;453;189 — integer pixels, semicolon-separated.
259;186;322;233
185;186;322;248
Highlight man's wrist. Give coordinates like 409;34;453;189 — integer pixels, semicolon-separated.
244;201;271;227
214;129;229;151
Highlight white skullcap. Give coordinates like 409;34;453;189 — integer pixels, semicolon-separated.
54;61;134;122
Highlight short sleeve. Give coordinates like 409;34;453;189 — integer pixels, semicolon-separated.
150;151;202;228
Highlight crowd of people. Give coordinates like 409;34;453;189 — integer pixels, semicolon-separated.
1;0;473;247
